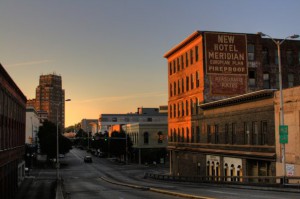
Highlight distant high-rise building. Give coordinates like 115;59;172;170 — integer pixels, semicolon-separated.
29;73;66;132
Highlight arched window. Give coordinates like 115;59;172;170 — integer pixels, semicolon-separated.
230;164;235;181
143;132;149;144
207;161;210;176
224;163;228;181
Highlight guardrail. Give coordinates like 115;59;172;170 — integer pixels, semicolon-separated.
144;173;300;187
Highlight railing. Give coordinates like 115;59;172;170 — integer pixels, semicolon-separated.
144;173;300;187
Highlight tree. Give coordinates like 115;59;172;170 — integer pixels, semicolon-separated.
109;130;133;160
38;120;72;158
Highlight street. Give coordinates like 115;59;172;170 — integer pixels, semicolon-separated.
17;148;300;199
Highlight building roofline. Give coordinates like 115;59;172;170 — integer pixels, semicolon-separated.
0;63;27;101
163;31;202;58
163;30;261;59
200;89;276;109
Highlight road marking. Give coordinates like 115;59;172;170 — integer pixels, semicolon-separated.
100;176;216;199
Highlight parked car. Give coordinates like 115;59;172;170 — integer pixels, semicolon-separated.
84;155;92;163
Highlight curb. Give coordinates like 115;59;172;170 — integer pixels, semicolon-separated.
55;180;64;199
100;176;215;199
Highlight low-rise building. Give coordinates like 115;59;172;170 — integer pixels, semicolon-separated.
81;119;98;135
25;107;40;145
99;107;167;133
124;122;168;165
169;86;300;181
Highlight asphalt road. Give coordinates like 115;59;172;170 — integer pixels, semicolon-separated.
61;148;181;199
16;148;300;199
61;148;300;199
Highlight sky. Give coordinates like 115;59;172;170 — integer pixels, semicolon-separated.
1;0;300;127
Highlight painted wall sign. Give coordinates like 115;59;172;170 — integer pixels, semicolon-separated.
205;32;248;75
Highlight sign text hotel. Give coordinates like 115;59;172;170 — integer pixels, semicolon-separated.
205;33;247;75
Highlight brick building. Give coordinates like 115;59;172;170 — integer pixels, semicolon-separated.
169;90;276;179
164;31;300;178
0;63;27;199
28;73;66;132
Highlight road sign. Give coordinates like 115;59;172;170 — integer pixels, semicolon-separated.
279;125;288;144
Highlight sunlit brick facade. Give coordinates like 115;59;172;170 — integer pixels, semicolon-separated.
164;31;300;178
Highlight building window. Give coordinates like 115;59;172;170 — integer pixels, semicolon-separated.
191;74;194;89
190;49;193;65
177;102;180;117
215;125;219;144
181;101;184;117
169;105;172;118
147;118;152;122
186;100;189;115
181;128;185;142
288;73;294;88
247;44;255;61
181;55;184;69
186;76;189;91
225;124;229;144
174;129;177;142
298;51;300;64
190;99;194;115
178;79;180;94
261;121;267;145
286;50;293;66
173;60;176;73
186;52;189;67
186;127;189;143
169;62;172;75
196;126;200;143
181;78;184;93
249;70;256;87
195;46;199;62
170;84;172;97
112;117;117;122
252;122;258;145
191;127;194;143
196;71;200;88
276;74;280;89
195;98;199;115
207;125;211;143
143;132;149;144
262;47;269;65
263;73;270;89
244;122;250;145
173;104;176;118
275;49;278;65
158;131;163;144
232;123;236;144
177;57;180;71
174;82;176;96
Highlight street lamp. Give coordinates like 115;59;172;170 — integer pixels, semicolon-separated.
56;98;71;181
257;32;299;183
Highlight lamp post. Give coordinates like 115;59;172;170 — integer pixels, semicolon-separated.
56;98;71;181
257;32;299;182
